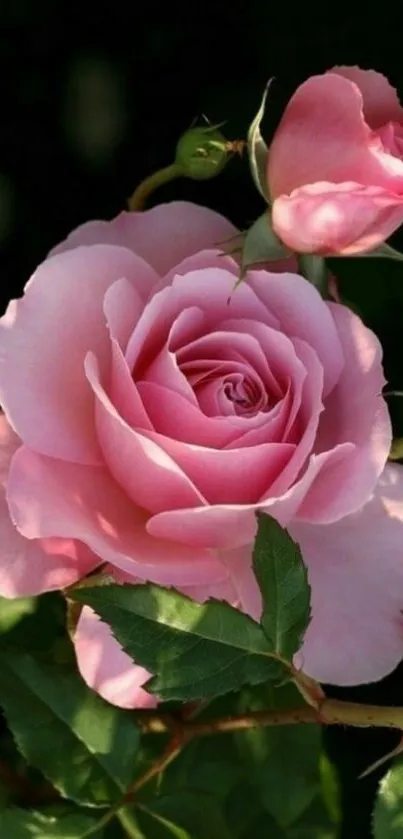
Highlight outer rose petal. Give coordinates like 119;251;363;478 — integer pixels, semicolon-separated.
103;278;144;352
268;74;403;201
297;303;391;522
0;245;157;464
331;66;403;129
50;202;238;282
75;606;157;710
0;518;98;598
0;415;98;597
7;446;226;587
291;464;403;685
272;182;403;255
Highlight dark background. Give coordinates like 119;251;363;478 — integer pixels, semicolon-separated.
1;5;403;837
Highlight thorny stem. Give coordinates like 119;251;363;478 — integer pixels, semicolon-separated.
55;693;403;838
133;697;403;736
81;735;183;838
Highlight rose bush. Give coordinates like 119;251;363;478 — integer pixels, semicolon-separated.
268;66;403;255
1;200;403;708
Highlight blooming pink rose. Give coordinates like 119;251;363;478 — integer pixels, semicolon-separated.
268;67;403;255
1;200;403;708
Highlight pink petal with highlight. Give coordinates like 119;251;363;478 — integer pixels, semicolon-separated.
86;352;205;513
0;245;153;464
51;202;238;281
292;464;403;685
75;606;157;710
331;66;403;129
7;446;226;587
298;304;391;522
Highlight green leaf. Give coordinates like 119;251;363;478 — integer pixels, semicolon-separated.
137;791;232;839
0;652;140;807
2;593;66;654
247;81;271;202
0;596;37;635
240;213;290;275
136;806;191;839
0;807;103;838
373;758;403;838
160;734;242;802
71;584;283;701
252;514;311;659
233;683;338;833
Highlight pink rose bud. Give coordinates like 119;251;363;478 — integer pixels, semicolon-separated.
267;67;403;255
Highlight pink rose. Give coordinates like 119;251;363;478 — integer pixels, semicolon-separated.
1;200;403;708
268;67;403;255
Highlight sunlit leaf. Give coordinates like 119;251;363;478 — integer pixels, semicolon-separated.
0;807;103;838
373;757;403;838
233;683;339;835
0;652;140;807
71;584;283;701
253;514;311;658
0;596;37;635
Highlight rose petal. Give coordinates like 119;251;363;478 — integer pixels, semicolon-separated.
160;248;239;291
86;352;206;513
125;268;279;373
297;303;391;522
137;382;242;448
292;464;403;685
331;66;403;129
143;427;294;504
0;245;155;464
109;339;152;430
246;271;343;397
178;330;282;405
103;278;144;352
0;416;98;596
146;445;353;550
218;545;261;620
141;307;204;405
75;606;156;710
272;181;403;256
265;338;324;497
0;518;98;598
51;202;238;281
268;74;403;200
7;446;226;586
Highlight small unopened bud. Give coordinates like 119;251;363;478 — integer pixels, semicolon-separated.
175;125;229;180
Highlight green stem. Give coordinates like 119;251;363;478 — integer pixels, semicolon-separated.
127;163;183;211
297;254;329;298
117;808;147;839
